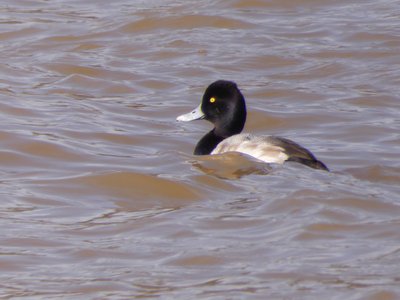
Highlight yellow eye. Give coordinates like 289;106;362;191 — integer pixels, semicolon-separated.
210;97;216;103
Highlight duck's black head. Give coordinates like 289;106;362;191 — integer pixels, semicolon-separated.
176;80;247;155
201;80;246;137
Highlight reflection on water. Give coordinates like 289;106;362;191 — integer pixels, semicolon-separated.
190;153;272;179
0;0;399;298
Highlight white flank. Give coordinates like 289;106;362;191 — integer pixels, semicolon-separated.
211;134;289;164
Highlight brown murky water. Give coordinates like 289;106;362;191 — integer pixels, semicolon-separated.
1;0;399;299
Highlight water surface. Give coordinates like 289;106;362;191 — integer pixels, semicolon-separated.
0;0;399;299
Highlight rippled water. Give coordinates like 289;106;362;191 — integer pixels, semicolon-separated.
1;0;399;299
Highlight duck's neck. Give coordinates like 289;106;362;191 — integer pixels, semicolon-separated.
194;96;247;155
194;129;225;155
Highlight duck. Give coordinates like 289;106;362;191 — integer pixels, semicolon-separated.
177;80;329;171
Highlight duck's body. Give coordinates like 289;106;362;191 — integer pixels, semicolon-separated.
177;80;328;171
212;133;328;170
212;134;289;163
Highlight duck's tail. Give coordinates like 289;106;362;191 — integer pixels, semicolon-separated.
287;157;329;171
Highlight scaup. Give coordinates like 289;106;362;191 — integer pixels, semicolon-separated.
177;80;328;171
